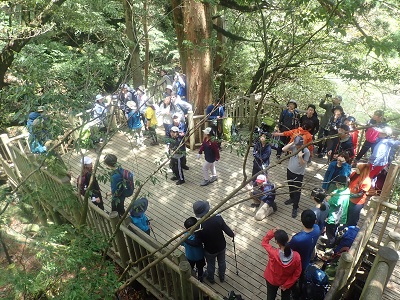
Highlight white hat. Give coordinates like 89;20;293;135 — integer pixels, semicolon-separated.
166;85;173;91
95;94;104;101
82;156;92;165
203;127;212;135
126;101;136;109
170;126;179;132
255;174;267;183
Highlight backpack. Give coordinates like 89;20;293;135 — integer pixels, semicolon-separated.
119;169;135;197
223;291;244;300
303;265;329;300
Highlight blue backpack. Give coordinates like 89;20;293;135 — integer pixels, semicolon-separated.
303;264;329;300
119;169;135;197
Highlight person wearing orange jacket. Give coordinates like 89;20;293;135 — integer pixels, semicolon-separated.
272;121;314;158
262;228;302;300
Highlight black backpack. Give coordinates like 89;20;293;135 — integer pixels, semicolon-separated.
223;291;243;300
303;265;329;300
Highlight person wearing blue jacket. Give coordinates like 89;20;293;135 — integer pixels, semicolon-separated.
322;152;351;193
288;209;321;299
126;101;143;147
104;154;126;217
252;132;271;180
206;99;225;149
181;217;206;282
130;198;150;235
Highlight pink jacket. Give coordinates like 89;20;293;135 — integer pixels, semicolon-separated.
262;230;302;289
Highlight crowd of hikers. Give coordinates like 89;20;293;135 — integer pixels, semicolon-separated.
25;81;400;300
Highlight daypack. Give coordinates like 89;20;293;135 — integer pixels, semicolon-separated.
223;291;244;300
303;264;329;300
120;169;135;197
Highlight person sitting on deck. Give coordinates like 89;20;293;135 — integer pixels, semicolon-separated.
249;174;277;220
129;198;150;235
252;131;272;181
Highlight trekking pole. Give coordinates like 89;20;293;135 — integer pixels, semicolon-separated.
148;220;158;241
232;237;239;275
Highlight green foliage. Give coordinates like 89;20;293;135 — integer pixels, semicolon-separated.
2;224;119;300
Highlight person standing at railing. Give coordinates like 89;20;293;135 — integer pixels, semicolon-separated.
26;106;50;154
129;198;151;235
77;156;104;210
192;200;234;284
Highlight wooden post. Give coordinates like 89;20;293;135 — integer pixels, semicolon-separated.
385;231;400;250
360;246;399;300
238;91;244;125
0;134;12;161
187;111;195;150
380;162;399;201
109;211;130;268
337;252;354;290
179;260;193;300
249;94;256;130
109;99;118;129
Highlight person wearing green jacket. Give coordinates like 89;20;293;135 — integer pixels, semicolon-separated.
325;175;350;248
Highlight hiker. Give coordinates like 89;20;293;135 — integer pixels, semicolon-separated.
310;188;330;233
76;156;104;210
193;200;234;284
252;132;272;180
145;99;159;146
197;127;220;186
206;99;225;149
327;124;354;162
93;94;108;132
300;104;319;137
250;174;277;220
168;126;185;185
276;99;300;159
129;198;151;235
344;116;359;157
288;210;321;299
104;154;134;217
322;152;351;194
282;136;310;218
126;101;143;147
181;217;206;282
262;228;302;300
27;106;50;153
347;163;371;226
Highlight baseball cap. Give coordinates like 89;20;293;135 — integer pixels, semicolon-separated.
255;174;267;183
170;126;179;132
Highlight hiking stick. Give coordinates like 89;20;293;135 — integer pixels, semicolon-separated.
232;237;239;275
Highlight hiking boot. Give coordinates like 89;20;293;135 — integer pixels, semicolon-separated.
276;154;281;159
150;141;159;146
207;277;215;284
284;199;294;205
176;180;185;185
250;203;260;208
209;176;218;183
182;165;189;170
219;275;225;283
271;202;278;212
292;208;298;218
170;176;178;181
200;180;210;186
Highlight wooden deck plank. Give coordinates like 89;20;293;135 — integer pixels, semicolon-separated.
63;130;400;300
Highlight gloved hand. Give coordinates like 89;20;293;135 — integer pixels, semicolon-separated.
196;154;201;159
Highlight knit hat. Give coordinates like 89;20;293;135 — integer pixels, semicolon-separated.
104;154;117;167
130;198;149;217
193;200;210;218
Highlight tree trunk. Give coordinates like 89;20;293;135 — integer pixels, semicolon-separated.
143;0;149;88
123;0;143;87
214;11;226;103
171;0;186;71
182;0;213;114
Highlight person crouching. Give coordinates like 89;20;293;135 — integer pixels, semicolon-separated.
250;174;277;220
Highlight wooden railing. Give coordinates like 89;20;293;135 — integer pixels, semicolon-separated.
1;135;223;300
325;161;400;300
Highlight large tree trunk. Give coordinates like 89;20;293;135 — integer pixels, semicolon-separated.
171;0;186;71
182;0;213;114
123;0;143;87
143;0;149;88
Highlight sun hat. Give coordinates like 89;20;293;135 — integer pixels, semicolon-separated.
255;174;267;183
81;156;92;166
193;200;210;218
203;127;212;135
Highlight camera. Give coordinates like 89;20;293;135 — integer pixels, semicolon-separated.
326;93;332;98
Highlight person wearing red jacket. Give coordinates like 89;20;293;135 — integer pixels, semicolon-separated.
262;229;302;300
